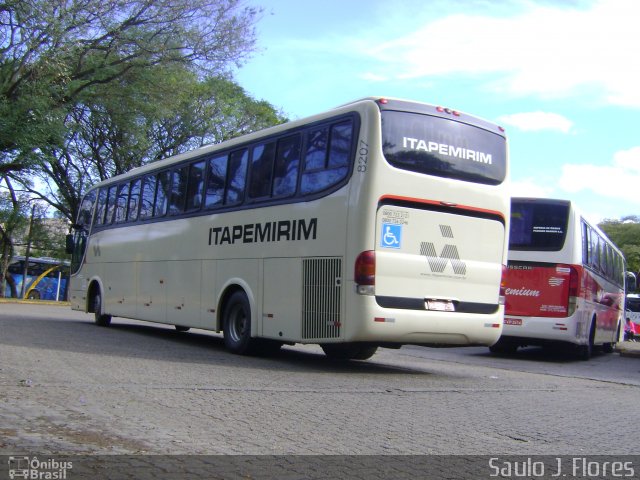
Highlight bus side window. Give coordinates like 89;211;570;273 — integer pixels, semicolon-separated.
154;171;170;217
300;120;353;194
95;188;107;226
249;142;276;199
104;185;118;225
205;154;228;209
226;149;248;205
590;230;599;271
127;178;142;222
186;161;205;211
169;166;189;215
582;221;591;265
328;120;353;168
78;190;96;228
140;175;157;220
273;134;301;197
304;126;328;171
114;182;130;223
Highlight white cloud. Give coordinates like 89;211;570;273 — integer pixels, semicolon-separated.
361;0;640;107
360;72;389;82
558;146;640;203
498;111;574;133
509;179;555;199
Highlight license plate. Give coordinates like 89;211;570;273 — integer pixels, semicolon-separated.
504;318;523;326
426;300;455;312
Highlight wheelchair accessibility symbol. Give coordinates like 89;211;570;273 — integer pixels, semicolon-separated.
381;223;402;249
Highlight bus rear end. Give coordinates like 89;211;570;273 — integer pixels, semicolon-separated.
498;199;579;350
504;261;580;335
347;98;509;348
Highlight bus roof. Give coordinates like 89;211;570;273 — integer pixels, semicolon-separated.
89;96;505;190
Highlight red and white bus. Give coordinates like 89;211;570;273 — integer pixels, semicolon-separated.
494;197;627;359
66;97;510;360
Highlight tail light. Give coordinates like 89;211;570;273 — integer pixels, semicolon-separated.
565;264;580;316
355;250;375;295
499;264;507;305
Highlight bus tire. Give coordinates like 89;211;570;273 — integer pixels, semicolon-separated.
602;321;620;354
321;343;378;360
223;290;258;355
489;339;518;355
577;318;596;360
93;289;112;327
174;325;190;332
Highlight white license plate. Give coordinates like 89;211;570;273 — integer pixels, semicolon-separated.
504;318;523;326
426;300;455;312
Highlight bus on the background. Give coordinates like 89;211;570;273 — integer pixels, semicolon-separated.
4;256;70;301
494;197;627;359
625;293;640;341
66;97;509;360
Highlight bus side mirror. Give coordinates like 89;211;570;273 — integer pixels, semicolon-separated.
65;234;75;255
626;272;637;292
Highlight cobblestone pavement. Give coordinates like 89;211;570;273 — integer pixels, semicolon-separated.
1;302;639;478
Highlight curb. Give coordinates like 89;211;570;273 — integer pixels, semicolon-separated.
0;298;70;306
617;342;640;358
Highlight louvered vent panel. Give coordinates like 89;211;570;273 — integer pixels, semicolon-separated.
302;257;342;339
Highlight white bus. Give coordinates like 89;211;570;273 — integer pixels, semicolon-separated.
66;97;509;359
495;197;627;359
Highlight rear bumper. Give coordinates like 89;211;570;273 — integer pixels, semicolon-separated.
342;292;503;346
501;314;585;346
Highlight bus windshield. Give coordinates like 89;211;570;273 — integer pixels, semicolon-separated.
509;199;570;251
381;110;506;185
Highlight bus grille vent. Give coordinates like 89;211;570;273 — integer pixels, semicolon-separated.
302;257;342;339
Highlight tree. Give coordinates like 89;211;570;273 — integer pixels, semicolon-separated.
0;176;30;297
11;69;286;222
1;0;262;176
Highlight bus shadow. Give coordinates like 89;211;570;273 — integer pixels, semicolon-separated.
105;321;426;375
473;345;607;364
3;315;427;375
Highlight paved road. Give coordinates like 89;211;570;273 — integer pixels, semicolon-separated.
1;302;638;459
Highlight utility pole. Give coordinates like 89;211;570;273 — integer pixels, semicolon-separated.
20;203;36;299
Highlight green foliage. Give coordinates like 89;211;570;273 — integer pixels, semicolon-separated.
1;0;286;224
1;0;262;175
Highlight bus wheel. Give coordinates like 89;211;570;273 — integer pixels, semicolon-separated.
174;326;190;332
489;339;518;355
577;319;596;360
27;290;41;300
321;343;378;360
223;291;258;355
602;322;621;354
93;289;112;327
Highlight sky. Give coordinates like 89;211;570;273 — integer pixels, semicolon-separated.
234;0;640;223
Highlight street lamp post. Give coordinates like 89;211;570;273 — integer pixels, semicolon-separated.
20;203;36;299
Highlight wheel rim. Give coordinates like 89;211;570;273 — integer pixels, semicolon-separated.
228;303;248;344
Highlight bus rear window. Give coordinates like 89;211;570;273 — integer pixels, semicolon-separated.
510;200;570;251
381;111;506;185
